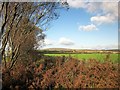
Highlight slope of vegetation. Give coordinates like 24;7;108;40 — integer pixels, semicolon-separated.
2;56;119;89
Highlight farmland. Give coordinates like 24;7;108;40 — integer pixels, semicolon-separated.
45;53;119;63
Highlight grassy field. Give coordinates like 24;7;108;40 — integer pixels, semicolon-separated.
45;53;119;63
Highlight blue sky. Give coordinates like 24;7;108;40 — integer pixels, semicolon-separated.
41;1;118;50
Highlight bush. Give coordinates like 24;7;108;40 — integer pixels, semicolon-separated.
2;56;119;89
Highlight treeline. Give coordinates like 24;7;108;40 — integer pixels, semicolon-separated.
39;50;120;54
0;2;68;89
0;2;68;70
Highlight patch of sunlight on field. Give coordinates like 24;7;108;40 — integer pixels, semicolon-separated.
45;53;119;63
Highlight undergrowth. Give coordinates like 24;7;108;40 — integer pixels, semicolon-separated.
2;56;119;89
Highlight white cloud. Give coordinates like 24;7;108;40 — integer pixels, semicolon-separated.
78;44;118;50
67;1;118;15
94;44;118;50
102;2;118;17
84;2;102;13
67;1;118;24
44;39;54;45
90;14;115;25
63;44;118;50
79;24;98;31
59;37;74;45
67;0;85;8
90;2;118;25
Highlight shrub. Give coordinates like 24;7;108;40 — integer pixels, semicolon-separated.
2;56;119;89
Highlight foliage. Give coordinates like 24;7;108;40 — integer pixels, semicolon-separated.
2;56;119;89
0;2;68;70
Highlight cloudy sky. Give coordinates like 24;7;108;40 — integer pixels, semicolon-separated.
41;1;118;50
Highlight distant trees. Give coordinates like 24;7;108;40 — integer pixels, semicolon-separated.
0;2;68;70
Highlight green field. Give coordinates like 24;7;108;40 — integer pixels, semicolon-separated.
45;53;119;63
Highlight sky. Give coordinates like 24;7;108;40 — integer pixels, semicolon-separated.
40;1;119;50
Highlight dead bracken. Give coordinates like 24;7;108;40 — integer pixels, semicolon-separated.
2;56;119;89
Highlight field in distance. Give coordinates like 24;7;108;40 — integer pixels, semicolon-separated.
45;53;119;63
42;48;119;63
